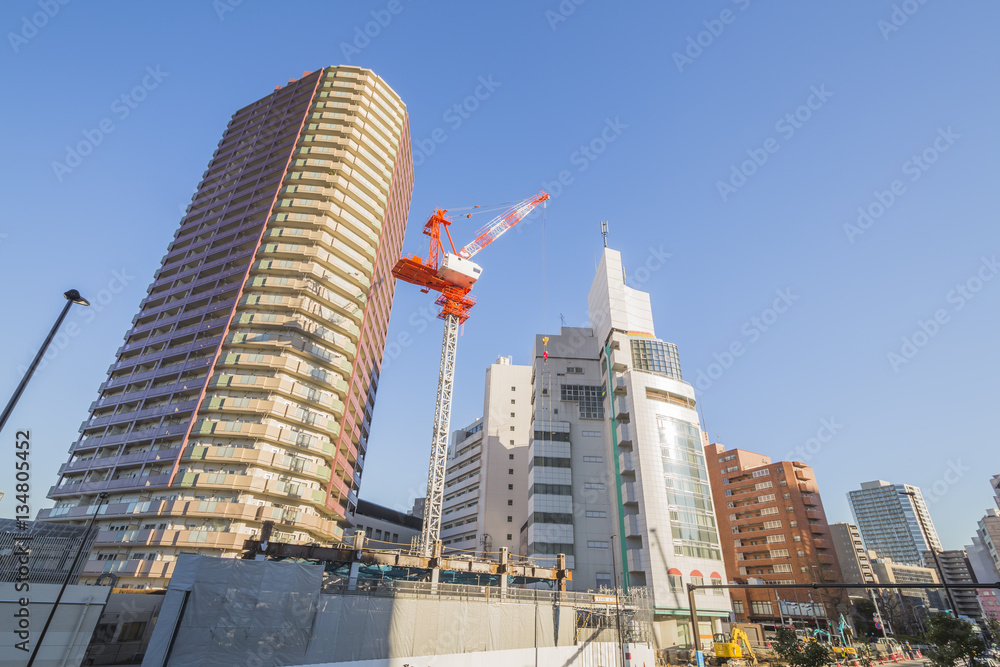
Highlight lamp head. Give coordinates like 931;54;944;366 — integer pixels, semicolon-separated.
64;289;90;306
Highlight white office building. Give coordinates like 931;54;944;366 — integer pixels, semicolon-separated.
440;356;531;556
587;247;731;649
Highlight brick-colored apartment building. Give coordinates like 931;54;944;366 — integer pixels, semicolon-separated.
705;444;844;629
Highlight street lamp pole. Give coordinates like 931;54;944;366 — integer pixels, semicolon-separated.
0;289;90;435
27;491;109;667
901;490;958;616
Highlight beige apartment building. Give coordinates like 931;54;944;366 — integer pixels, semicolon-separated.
41;66;414;588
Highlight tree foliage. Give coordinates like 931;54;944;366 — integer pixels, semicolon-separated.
773;628;834;667
924;613;986;667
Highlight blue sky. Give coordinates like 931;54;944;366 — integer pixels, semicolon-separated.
1;1;998;551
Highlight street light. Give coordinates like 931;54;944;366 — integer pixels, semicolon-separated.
0;289;90;435
900;490;958;615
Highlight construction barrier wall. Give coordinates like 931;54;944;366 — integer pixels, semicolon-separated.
142;555;653;667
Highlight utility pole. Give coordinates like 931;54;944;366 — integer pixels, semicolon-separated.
901;490;958;615
27;492;108;666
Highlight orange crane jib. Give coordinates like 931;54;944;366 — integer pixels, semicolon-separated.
391;191;548;324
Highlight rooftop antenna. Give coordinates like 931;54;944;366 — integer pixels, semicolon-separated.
600;220;608;248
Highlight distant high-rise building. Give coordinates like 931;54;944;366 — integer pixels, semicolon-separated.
525;326;617;591
41;66;414;588
587;247;730;648
925;549;982;620
965;534;998;585
848;480;941;565
440;356;531;556
974;509;1000;578
830;522;878;585
705;445;844;628
868;552;942;612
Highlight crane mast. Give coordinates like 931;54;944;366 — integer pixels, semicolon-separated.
391;191;549;555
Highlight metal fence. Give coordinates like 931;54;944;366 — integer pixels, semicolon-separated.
0;519;95;584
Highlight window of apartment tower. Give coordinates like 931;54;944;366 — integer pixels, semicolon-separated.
508;469;514;474
507;516;512;522
507;499;513;506
508;484;513;490
509;454;514;460
732;600;745;614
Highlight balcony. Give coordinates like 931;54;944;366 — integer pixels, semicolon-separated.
614;376;627;396
617;423;633;448
622;482;639;506
624;514;642;537
626;548;643;573
615;397;630;423
619;451;636;474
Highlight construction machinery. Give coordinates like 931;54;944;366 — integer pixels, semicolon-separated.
713;627;758;666
811;629;858;659
391;191;549;555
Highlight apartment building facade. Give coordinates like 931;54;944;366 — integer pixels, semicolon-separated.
440;356;531;556
705;445;844;629
41;66;414;588
925;549;982;619
848;480;941;565
524;327;617;592
588;248;731;649
830;522;877;585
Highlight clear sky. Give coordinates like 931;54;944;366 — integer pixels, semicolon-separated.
1;1;997;552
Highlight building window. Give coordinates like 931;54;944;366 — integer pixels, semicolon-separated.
511;399;515;404
510;412;516;418
509;469;514;474
511;386;516;391
711;578;724;595
751;601;772;616
629;338;683;379
586;511;607;518
669;574;683;592
691;576;704;587
510;426;515;431
597;573;613;589
733;600;745;614
560;384;605;419
583;455;604;462
507;499;513;506
508;484;513;490
584;482;605;490
507;534;512;540
587;541;609;549
509;454;514;460
507;516;512;523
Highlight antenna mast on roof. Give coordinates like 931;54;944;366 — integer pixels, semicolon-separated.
600;220;608;248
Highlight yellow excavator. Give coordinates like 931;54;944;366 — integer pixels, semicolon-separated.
713;627;758;666
811;629;858;659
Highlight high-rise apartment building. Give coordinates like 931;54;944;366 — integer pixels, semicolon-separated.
588;248;731;649
924;549;982;619
525;326;617;591
830;522;877;585
868;553;942;613
705;445;843;628
974;509;1000;578
440;356;531;556
848;480;941;565
41;66;414;588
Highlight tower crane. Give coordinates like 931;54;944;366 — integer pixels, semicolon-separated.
392;191;549;554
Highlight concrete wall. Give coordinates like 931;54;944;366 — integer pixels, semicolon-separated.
290;642;656;667
0;582;110;667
